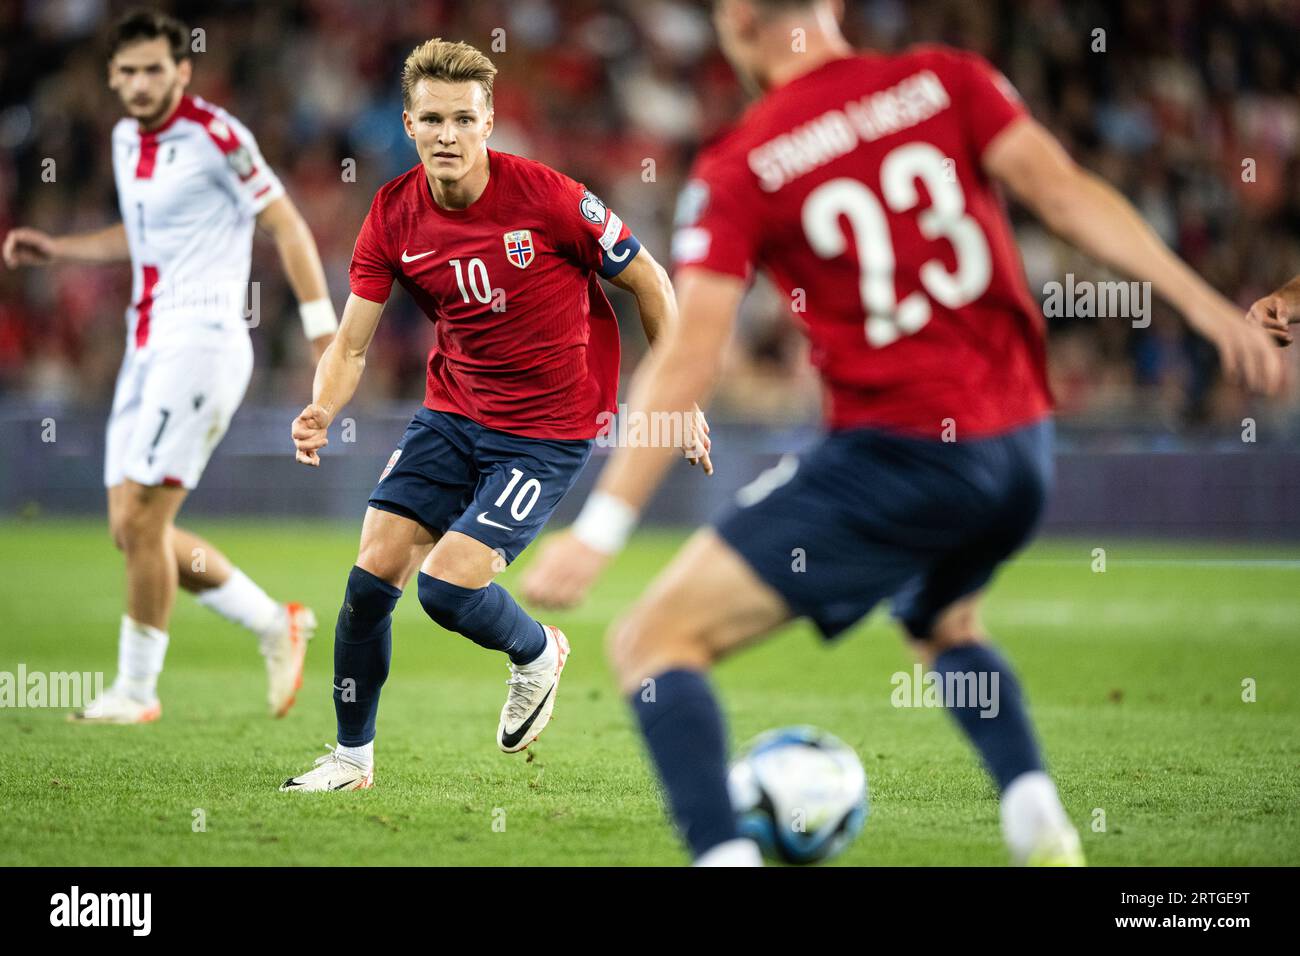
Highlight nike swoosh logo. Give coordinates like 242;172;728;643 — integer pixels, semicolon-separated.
500;685;554;749
401;249;436;263
476;512;512;530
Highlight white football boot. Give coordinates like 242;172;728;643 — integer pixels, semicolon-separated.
1001;771;1086;866
280;745;374;792
1025;825;1086;867
263;603;316;718
68;685;162;725
694;839;764;867
497;625;569;753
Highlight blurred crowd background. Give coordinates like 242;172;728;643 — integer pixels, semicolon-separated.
2;0;1299;439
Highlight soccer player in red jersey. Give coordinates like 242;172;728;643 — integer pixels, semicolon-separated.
282;39;705;791
524;0;1283;864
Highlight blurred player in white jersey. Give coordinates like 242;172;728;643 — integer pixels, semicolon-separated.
2;10;339;723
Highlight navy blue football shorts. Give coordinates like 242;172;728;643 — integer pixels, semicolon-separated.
713;418;1054;640
368;407;594;564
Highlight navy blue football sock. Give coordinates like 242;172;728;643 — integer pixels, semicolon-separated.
416;573;547;665
334;566;401;747
631;669;738;858
933;643;1043;792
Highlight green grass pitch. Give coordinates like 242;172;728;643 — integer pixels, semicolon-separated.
1;518;1297;866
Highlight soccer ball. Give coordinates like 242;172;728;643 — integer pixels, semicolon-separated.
727;725;868;865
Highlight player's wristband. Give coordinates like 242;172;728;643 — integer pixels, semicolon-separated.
299;298;338;339
571;491;639;556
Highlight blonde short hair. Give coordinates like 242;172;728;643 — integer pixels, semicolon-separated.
401;38;497;110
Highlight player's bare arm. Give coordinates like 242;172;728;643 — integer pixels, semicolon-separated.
983;116;1283;394
522;269;742;609
1247;275;1300;347
606;245;712;472
608;245;675;346
292;293;384;466
256;196;338;361
2;222;129;268
596;267;740;500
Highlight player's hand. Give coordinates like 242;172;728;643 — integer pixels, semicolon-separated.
684;404;713;475
1246;287;1299;347
291;403;331;466
1196;304;1289;398
2;227;57;268
520;530;612;610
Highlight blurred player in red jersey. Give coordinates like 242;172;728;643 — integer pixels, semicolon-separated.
2;10;337;725
282;39;706;791
524;0;1283;865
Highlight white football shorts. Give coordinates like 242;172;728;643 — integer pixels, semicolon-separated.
104;338;254;490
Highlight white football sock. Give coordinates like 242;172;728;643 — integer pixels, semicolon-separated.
115;615;169;703
195;567;283;640
336;741;374;771
1000;770;1072;863
693;838;763;867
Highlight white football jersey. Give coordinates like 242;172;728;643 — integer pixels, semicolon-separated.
111;94;284;350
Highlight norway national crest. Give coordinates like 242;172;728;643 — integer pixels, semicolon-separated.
503;230;534;269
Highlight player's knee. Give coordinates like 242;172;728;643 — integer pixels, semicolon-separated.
904;596;985;646
416;572;481;632
606;598;708;694
355;542;415;590
116;496;170;551
337;566;401;641
605;611;637;684
917;631;986;663
606;611;650;693
108;518;128;552
908;617;987;661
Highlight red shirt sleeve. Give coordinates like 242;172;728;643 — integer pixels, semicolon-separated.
951;50;1029;156
349;192;396;304
548;174;641;279
670;149;761;281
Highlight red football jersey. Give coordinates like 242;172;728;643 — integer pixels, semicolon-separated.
350;149;639;440
673;47;1052;439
